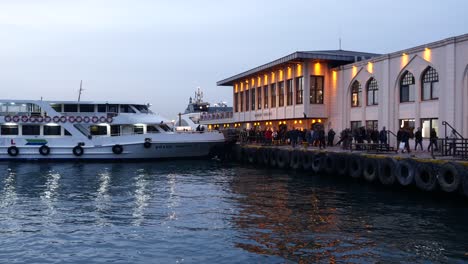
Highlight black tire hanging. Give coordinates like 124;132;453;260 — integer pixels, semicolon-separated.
73;145;84;156
378;158;397;185
143;141;151;149
7;146;19;156
112;144;124;155
362;157;379;182
39;145;50;156
438;162;461;193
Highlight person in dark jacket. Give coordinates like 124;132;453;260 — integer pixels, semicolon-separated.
396;128;403;152
318;128;326;149
379;127;388;148
401;128;411;153
414;127;423;151
427;128;439;152
327;128;335;147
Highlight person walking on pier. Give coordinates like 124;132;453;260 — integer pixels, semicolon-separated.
327;128;335;147
414;127;423;151
318;127;326;149
396;128;403;152
264;129;273;146
428;128;439;152
401;128;411;153
379;127;388;150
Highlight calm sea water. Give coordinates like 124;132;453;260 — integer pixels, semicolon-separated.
0;160;467;263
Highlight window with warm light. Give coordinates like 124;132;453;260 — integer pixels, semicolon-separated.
351;81;362;107
251;88;256;111
278;82;285;107
400;71;415;103
286;79;293;106
264;86;269;108
366;78;378;106
257;86;262;110
295;76;303;105
421;66;439;100
245;89;250;111
270;83;276;107
240;91;244;112
310;76;324;104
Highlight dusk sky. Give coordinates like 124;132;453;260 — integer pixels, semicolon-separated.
0;0;467;118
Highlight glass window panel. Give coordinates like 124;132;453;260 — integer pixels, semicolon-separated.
44;125;61;136
432;82;439;99
1;125;18;135
423;83;431;100
63;104;78;112
79;104;95;112
22;125;40;135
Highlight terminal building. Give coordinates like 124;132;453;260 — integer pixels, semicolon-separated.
214;33;468;138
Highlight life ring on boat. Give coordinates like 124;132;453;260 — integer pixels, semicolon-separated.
438;162;462;193
348;155;363;178
75;116;83;123
112;144;123;155
52;116;60;123
269;148;279;167
72;145;84;156
143;141;152;149
21;115;29;122
99;116;107;123
289;150;302;170
362;157;378;182
395;159;415;186
91;116;99;123
44;116;52;123
29;116;37;122
311;152;325;174
4;115;11;122
414;162;437;192
68;116;76;123
39;145;50;156
378;158;397;185
276;149;290;169
7;146;19;156
83;116;90;123
302;151;314;171
106;117;113;123
59;116;67;123
36;116;44;123
12;116;20;122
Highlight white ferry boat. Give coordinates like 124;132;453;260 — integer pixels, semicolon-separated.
0;100;225;160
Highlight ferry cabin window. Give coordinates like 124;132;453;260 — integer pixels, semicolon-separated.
120;105;135;113
1;125;18;135
44;125;61;136
134;105;149;113
64;129;71;136
22;125;40;136
50;104;62;112
97;104;107;112
134;125;144;134
63;104;78;112
160;124;171;132
147;125;160;133
107;104;118;113
111;125;120;136
90;125;108;136
79;104;95;112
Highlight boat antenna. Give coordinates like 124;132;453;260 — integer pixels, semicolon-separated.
78;80;84;102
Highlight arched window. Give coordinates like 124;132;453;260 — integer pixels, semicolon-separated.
351;81;361;107
367;78;378;106
400;71;415;102
422;66;439;100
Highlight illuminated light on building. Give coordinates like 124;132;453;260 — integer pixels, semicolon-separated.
271;72;276;82
332;70;337;81
240;82;244;91
287;67;292;79
424;47;431;61
352;66;357;77
318;119;322;123
312;119;316;123
296;64;302;76
257;76;261;86
279;70;283;81
251;78;255;86
264;74;268;84
234;83;238;92
299;120;302;124
401;53;409;68
294;120;297;124
314;62;321;74
367;62;373;73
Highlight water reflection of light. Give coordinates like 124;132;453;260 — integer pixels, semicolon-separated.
166;173;178;221
41;170;61;213
95;169;111;226
1;169;17;208
132;169;151;226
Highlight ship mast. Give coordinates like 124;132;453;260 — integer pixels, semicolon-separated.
78;80;84;102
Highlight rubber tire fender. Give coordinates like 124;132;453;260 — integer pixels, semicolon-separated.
73;145;84;156
395;159;416;186
438;162;461;193
415;162;437;192
269;148;279;167
112;144;124;155
39;145;50;156
362;157;379;182
276;149;290;169
378;158;397;185
7;146;19;157
348;155;363;179
302;151;314;171
289;150;302;170
311;152;325;174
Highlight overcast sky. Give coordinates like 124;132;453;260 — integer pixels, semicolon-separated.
0;0;467;118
